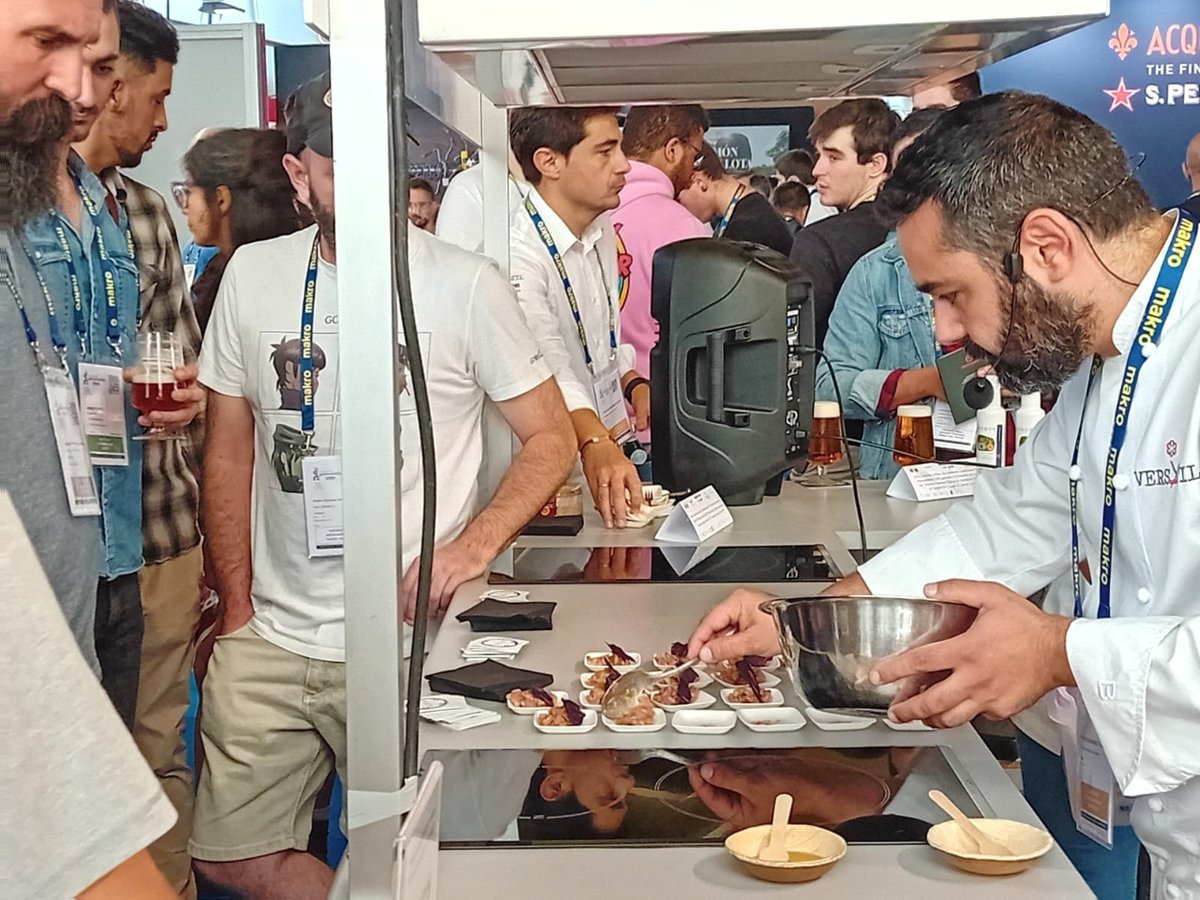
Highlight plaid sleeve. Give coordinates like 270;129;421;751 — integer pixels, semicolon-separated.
116;174;204;564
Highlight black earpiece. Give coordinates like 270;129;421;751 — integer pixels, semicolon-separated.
963;375;994;411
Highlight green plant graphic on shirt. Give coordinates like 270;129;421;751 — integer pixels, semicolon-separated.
271;423;313;493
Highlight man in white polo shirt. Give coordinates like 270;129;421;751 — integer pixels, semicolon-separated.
509;107;647;528
190;73;575;899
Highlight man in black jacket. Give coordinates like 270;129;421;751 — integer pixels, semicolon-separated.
789;98;899;347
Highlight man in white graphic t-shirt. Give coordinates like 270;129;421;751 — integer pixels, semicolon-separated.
191;72;575;899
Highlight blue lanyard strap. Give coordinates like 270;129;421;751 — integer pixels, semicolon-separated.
299;235;321;439
15;236;71;371
74;176;127;357
714;185;746;239
1069;211;1195;619
524;195;617;377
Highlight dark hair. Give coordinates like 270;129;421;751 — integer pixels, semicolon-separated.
950;72;983;103
877;91;1157;273
409;178;435;197
894;106;947;145
772;181;811;211
775;148;814;185
748;173;773;197
117;0;178;69
809;98;900;171
694;140;727;179
621;105;709;159
509;107;617;185
185;129;301;334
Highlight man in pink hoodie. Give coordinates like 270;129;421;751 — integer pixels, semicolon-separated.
613;105;712;446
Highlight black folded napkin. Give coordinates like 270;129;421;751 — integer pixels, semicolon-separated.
425;659;554;702
455;598;556;632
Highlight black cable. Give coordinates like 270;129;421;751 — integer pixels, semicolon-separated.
801;346;868;566
383;1;438;780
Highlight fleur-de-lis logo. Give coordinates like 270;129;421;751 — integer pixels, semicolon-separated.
1167;440;1178;458
1109;23;1137;60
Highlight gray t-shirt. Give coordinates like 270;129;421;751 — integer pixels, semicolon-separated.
0;230;100;672
0;491;175;899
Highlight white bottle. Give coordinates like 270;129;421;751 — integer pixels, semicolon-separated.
975;376;1007;468
1014;393;1045;451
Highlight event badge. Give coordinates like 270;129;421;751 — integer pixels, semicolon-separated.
592;362;632;442
1051;686;1131;849
43;367;101;517
302;455;344;558
77;362;129;466
183;263;196;287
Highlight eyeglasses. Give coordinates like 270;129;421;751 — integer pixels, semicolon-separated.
170;180;193;211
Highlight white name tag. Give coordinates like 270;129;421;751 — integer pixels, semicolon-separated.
933;400;977;453
43;367;100;517
592;362;632;443
302;454;344;557
78;362;129;467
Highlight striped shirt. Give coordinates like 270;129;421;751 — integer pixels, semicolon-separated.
106;171;204;564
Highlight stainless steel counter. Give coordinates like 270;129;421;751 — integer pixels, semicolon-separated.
421;482;1092;897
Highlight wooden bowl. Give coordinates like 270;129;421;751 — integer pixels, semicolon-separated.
724;824;847;883
926;818;1053;876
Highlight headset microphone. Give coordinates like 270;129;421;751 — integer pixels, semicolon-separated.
964;234;1024;411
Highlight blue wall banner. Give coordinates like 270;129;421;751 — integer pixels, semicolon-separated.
983;0;1200;210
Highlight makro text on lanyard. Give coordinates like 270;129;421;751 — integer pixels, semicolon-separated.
299;235;321;448
524;195;617;377
713;185;747;239
1069;211;1195;619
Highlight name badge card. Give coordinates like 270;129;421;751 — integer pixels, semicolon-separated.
302;455;344;558
78;362;129;466
656;485;733;544
43;367;100;517
933;400;977;453
592;362;632;443
887;463;980;502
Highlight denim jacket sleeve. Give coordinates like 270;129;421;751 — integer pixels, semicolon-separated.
815;250;892;421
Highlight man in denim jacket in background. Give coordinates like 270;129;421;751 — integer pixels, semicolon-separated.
816;107;947;480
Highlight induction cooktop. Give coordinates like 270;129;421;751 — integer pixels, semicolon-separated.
425;745;985;849
490;543;840;585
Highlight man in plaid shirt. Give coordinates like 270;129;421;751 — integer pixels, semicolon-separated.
75;4;204;896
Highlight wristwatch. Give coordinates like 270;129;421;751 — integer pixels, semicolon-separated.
623;376;650;404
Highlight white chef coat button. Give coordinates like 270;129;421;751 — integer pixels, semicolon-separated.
1166;885;1182;899
1111;473;1130;491
1069;465;1082;482
1141;340;1157;358
1148;797;1165;813
1156;856;1167;872
1138;587;1153;605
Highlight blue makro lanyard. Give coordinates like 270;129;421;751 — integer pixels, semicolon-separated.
299;235;321;441
524;195;616;377
714;185;746;239
74;175;128;357
14;236;71;372
1069;211;1195;619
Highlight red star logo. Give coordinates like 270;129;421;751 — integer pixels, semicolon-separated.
1103;77;1140;112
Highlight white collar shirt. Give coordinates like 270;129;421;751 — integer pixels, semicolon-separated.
858;212;1200;900
509;187;635;416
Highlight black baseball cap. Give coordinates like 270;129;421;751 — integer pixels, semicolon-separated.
285;71;332;158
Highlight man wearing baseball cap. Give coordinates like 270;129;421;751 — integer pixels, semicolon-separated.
191;72;574;897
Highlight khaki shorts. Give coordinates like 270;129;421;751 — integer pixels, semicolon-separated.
189;623;346;862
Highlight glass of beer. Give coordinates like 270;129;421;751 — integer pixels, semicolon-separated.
807;400;844;485
131;331;188;441
894;404;935;467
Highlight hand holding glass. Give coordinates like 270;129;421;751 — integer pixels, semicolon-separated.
130;331;189;440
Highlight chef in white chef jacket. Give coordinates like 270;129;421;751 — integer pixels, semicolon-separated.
687;92;1200;900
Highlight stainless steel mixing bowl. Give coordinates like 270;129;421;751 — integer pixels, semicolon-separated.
761;595;978;715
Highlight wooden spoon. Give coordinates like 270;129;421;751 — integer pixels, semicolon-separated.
758;793;793;862
928;790;1011;856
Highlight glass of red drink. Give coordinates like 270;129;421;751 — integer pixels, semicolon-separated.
131;331;189;440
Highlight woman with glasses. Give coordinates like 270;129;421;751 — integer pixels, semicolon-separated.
173;128;304;334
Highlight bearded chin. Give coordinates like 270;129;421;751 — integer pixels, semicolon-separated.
965;280;1095;396
0;95;71;231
